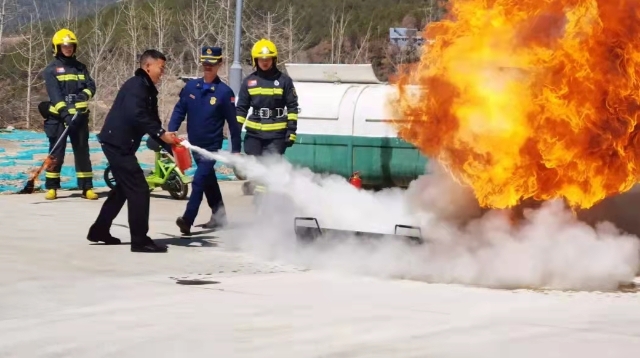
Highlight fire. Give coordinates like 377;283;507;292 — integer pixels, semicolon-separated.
28;156;55;183
391;0;640;209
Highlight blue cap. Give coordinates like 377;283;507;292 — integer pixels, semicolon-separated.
200;46;222;64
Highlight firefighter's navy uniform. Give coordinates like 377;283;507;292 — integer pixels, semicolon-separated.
169;46;242;235
41;28;97;200
236;38;299;195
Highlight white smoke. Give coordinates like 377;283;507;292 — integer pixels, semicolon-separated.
184;141;640;291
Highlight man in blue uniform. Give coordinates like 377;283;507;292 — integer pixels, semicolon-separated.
169;46;242;236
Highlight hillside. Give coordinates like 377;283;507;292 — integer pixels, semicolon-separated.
0;0;447;130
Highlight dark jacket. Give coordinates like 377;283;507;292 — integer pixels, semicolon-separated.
168;76;241;152
235;68;299;140
43;55;96;118
97;68;167;155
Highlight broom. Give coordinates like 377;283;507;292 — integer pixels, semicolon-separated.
18;112;79;194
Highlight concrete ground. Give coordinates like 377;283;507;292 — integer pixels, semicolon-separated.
1;182;640;357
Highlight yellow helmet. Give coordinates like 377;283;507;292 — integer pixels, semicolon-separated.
251;38;278;66
51;28;78;55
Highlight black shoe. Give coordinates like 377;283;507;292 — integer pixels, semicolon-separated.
176;217;191;236
87;224;122;245
199;214;228;229
131;239;168;253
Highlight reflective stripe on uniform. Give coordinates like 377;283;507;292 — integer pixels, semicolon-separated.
254;185;267;193
82;88;93;99
54;101;66;111
289;133;297;141
244;120;287;131
56;74;86;81
247;87;283;96
75;102;88;109
49;105;85;115
287;113;297;120
76;172;93;178
45;172;60;178
237;116;246;124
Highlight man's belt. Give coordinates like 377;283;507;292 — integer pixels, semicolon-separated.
253;107;285;119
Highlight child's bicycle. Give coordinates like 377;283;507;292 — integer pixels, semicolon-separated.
103;137;192;200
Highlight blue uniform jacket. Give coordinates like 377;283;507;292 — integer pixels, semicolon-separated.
168;76;242;153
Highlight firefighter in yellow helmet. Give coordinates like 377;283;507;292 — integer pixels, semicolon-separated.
235;39;299;198
39;28;98;200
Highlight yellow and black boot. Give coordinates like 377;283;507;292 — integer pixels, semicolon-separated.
44;189;57;200
82;189;98;200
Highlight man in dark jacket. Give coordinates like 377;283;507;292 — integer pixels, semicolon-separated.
87;49;176;253
235;38;299;196
169;46;242;235
41;28;98;201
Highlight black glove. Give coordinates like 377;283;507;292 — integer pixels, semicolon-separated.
285;131;296;147
63;113;75;127
75;92;89;102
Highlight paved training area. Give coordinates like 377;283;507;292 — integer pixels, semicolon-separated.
1;182;640;357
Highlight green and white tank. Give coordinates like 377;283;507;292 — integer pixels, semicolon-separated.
278;63;427;188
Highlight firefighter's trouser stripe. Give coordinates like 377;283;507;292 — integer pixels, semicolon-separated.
287;113;298;120
45;172;61;178
76;172;93;178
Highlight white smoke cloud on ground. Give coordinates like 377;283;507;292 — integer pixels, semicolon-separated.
184;142;640;291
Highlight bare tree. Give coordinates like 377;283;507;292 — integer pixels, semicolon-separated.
85;2;121;130
329;3;350;64
146;0;172;52
0;0;17;54
349;18;373;64
282;4;309;64
242;3;309;65
180;0;226;75
13;12;47;129
423;0;446;24
122;0;143;73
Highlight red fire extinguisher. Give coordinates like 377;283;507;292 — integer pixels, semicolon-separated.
172;138;193;172
349;171;362;189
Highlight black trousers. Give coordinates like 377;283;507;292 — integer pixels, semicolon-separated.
43;116;93;190
243;135;286;156
94;143;150;245
243;135;286;195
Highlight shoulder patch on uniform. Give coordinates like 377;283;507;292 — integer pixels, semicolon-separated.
55;67;65;74
230;96;235;103
248;79;257;87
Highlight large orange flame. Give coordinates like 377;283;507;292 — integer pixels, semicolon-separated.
392;0;640;209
